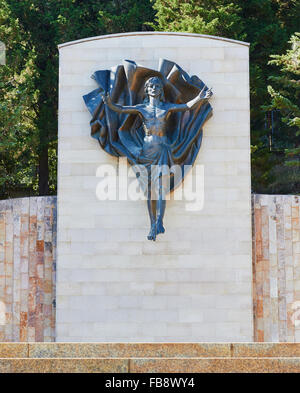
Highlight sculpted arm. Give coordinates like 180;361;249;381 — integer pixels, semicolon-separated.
168;87;213;113
102;92;141;115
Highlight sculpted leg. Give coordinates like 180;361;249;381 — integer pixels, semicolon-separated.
156;175;166;235
147;184;157;241
156;200;166;235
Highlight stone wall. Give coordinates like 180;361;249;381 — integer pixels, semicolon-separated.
0;194;300;342
0;197;56;342
252;194;300;342
57;32;253;342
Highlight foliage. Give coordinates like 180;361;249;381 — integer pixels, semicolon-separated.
150;0;245;40
0;2;38;197
1;0;300;196
151;0;300;193
0;0;154;199
263;33;300;193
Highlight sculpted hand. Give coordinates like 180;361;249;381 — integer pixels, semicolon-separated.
201;87;213;100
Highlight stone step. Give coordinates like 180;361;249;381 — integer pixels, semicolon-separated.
1;343;300;359
1;343;300;372
1;357;300;373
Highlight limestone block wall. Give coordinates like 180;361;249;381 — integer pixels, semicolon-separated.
57;32;252;342
252;194;300;342
0;197;56;342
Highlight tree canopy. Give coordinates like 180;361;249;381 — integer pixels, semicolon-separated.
150;0;245;40
0;0;154;199
262;33;300;193
0;0;299;198
152;0;300;194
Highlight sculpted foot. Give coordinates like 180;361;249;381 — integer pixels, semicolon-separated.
147;223;157;241
156;218;165;235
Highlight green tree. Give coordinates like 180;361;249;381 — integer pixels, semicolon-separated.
240;0;299;194
0;0;154;199
151;0;300;194
262;33;300;193
0;1;38;198
151;0;245;40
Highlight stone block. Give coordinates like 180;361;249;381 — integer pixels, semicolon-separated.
130;358;300;373
0;343;28;358
232;343;300;357
0;358;128;373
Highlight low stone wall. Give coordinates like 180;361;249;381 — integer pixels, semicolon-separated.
0;197;56;342
1;343;300;373
252;194;300;342
0;194;299;342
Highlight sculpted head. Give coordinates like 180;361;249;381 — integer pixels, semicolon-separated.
144;77;165;102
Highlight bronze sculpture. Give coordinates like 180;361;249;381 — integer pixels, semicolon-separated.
83;59;213;240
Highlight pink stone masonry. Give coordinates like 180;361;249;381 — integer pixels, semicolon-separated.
252;195;300;342
0;197;56;342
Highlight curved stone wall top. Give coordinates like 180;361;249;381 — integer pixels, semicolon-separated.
58;31;249;50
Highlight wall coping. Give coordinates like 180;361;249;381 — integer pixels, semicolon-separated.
58;31;250;50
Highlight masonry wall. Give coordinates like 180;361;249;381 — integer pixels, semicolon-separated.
0;197;56;342
56;32;253;342
252;194;300;342
1;194;300;342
